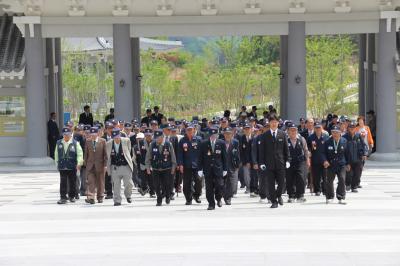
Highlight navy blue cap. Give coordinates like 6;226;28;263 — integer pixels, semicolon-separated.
89;127;99;134
208;127;219;135
223;127;233;133
62;127;72;135
124;122;132;128
230;122;237;128
314;122;322;128
244;123;251;129
65;120;74;128
348;121;357;128
144;128;153;135
105;121;113;128
83;125;91;131
331;125;341;132
170;125;177;131
287;123;297;129
154;130;163;138
111;128;121;138
150;120;158;125
186;123;194;129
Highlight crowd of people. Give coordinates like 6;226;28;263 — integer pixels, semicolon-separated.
48;104;376;210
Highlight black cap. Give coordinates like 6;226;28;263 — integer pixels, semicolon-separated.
208;127;219;135
331;125;341;132
223;127;233;133
124;122;132;128
83;125;91;131
144;128;153;135
287;122;297;129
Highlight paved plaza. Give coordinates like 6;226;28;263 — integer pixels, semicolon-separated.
0;161;399;266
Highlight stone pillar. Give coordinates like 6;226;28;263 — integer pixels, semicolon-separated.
374;19;399;159
358;34;367;116
280;35;288;118
113;24;134;121
366;33;376;113
20;24;53;165
131;37;141;120
46;38;57;114
55;38;64;128
287;21;307;122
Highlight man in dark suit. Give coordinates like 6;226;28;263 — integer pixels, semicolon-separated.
223;127;241;205
78;105;94;126
141;108;153;127
257;114;291;208
198;127;228;210
151;106;164;125
104;108;114;123
47;112;60;159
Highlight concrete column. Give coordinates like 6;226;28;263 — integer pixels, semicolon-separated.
375;19;398;157
366;33;376;113
287;21;307;122
131;37;141;120
113;24;134;121
358;34;367;116
279;35;288;118
20;24;53;165
55;38;64;128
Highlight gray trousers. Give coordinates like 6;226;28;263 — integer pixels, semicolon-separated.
242;164;251;192
224;169;239;200
111;165;134;204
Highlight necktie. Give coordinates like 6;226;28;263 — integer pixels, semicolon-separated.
92;141;96;151
272;131;276;140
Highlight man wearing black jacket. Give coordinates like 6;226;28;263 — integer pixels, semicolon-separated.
223;127;241;205
78;105;94;126
47;112;60;159
343;122;368;193
257;114;291;208
198;127;228;210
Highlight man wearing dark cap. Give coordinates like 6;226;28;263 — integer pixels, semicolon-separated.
102;121;114;199
136;128;156;197
248;106;257;119
257;114;291;208
323;125;349;205
55;127;84;204
307;121;329;196
106;128;134;206
286;123;310;203
198;127;228;210
223;127;241;205
145;130;177;206
177;123;203;205
343;122;368;193
83;127;108;204
240;123;254;195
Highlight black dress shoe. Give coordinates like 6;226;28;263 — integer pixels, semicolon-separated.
114;202;121;206
156;202;162;206
207;206;215;210
170;195;175;201
315;192;321;196
217;200;222;208
57;199;67;204
194;197;201;204
127;198;132;203
185;201;192;205
105;195;113;199
278;197;284;206
85;199;95;204
270;202;278;208
150;194;156;198
69;198;76;203
75;195;80;200
97;199;103;203
224;199;231;205
166;198;171;205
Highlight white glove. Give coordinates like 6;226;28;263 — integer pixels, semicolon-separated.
260;164;267;171
198;170;204;177
286;162;291;169
223;171;227;177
